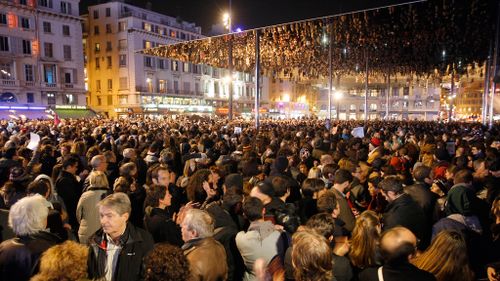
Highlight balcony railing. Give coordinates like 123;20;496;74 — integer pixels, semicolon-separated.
23;81;36;87
42;82;57;88
1;79;19;86
119;11;134;18
64;83;74;88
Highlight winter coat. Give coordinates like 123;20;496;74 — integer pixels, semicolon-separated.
236;220;281;281
183;237;228;281
56;170;82;230
87;222;154;281
382;193;427;245
0;231;61;281
76;187;110;244
143;207;183;246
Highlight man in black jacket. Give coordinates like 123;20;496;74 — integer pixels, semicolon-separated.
87;192;154;281
380;176;427;249
55;155;82;232
0;195;61;281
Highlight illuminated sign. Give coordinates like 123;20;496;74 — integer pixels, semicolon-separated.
55;105;87;109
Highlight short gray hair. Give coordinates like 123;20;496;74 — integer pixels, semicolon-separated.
97;192;131;216
183;209;214;238
9;194;49;236
90;155;106;169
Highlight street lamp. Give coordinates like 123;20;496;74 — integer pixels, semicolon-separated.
334;90;342;120
222;12;231;32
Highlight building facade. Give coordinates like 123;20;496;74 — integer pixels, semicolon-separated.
84;1;258;118
0;0;86;118
313;75;441;121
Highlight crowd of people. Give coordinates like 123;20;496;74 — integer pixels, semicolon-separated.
0;116;498;281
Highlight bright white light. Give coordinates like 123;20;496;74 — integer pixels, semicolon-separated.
334;91;343;100
236;27;242;32
283;93;290;102
322;34;328;45
222;12;230;30
222;76;232;83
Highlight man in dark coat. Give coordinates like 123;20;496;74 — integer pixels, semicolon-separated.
55;155;82;232
87;193;154;281
404;165;437;223
331;169;356;233
0;195;61;281
380;176;427;249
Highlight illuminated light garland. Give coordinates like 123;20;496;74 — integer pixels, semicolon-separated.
140;0;492;81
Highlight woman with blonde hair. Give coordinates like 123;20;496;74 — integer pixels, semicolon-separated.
31;240;89;281
292;230;333;281
412;230;474;281
349;210;382;271
76;171;110;244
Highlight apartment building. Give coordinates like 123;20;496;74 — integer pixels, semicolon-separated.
0;0;85;118
84;1;258;118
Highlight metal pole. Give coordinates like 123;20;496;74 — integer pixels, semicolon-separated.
255;30;260;130
482;49;492;125
228;0;233;120
337;75;341;120
489;0;500;129
449;69;455;122
386;74;390;119
328;21;333;122
228;39;233;120
364;48;369;122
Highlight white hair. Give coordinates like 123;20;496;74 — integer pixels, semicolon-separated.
90;155;106;169
9;194;49;236
183;209;214;238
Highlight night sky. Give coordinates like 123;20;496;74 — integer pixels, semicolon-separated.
80;0;416;34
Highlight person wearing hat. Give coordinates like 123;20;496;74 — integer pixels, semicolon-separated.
0;166;31;209
311;137;326;161
0;147;19;188
367;137;383;165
